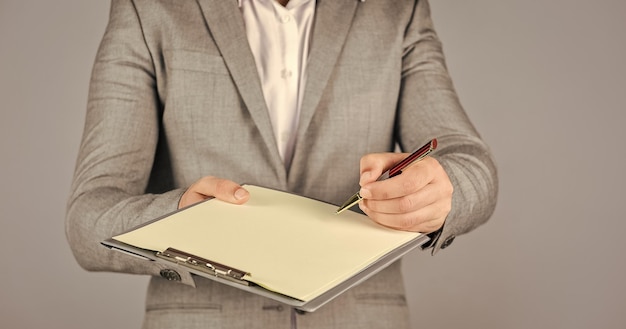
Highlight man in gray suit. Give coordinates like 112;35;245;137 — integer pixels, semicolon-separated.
66;0;498;328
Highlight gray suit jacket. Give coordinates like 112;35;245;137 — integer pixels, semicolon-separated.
66;0;498;328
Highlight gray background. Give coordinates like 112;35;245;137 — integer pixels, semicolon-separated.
1;1;624;328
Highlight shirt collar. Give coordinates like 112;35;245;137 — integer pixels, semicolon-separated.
238;0;315;10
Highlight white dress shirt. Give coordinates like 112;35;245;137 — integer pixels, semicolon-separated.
239;0;316;169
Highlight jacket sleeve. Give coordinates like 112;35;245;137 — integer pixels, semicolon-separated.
398;0;499;254
65;0;195;285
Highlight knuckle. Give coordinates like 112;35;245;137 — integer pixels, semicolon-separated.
214;179;230;194
360;153;378;170
397;196;414;213
401;177;416;194
197;176;233;198
359;154;371;167
398;215;417;231
379;190;390;200
360;153;392;175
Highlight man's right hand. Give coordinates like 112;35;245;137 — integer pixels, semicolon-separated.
178;176;250;209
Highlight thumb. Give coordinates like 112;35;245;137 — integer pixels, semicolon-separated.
179;176;250;209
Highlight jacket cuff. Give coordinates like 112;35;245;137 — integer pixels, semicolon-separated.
420;220;456;255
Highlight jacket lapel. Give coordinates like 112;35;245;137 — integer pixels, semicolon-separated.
195;0;286;181
293;0;359;154
290;0;358;173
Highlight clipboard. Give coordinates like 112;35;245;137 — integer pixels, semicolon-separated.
102;185;429;312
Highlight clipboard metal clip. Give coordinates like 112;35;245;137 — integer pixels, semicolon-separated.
156;247;250;286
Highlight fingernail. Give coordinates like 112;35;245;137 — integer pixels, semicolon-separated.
234;188;248;200
359;187;372;199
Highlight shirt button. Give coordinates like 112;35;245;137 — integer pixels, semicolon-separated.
281;69;293;79
159;269;181;281
282;15;291;23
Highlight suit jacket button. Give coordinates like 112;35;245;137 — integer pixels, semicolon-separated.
160;269;181;281
441;235;456;249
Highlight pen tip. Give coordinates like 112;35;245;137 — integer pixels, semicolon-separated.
336;193;362;215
